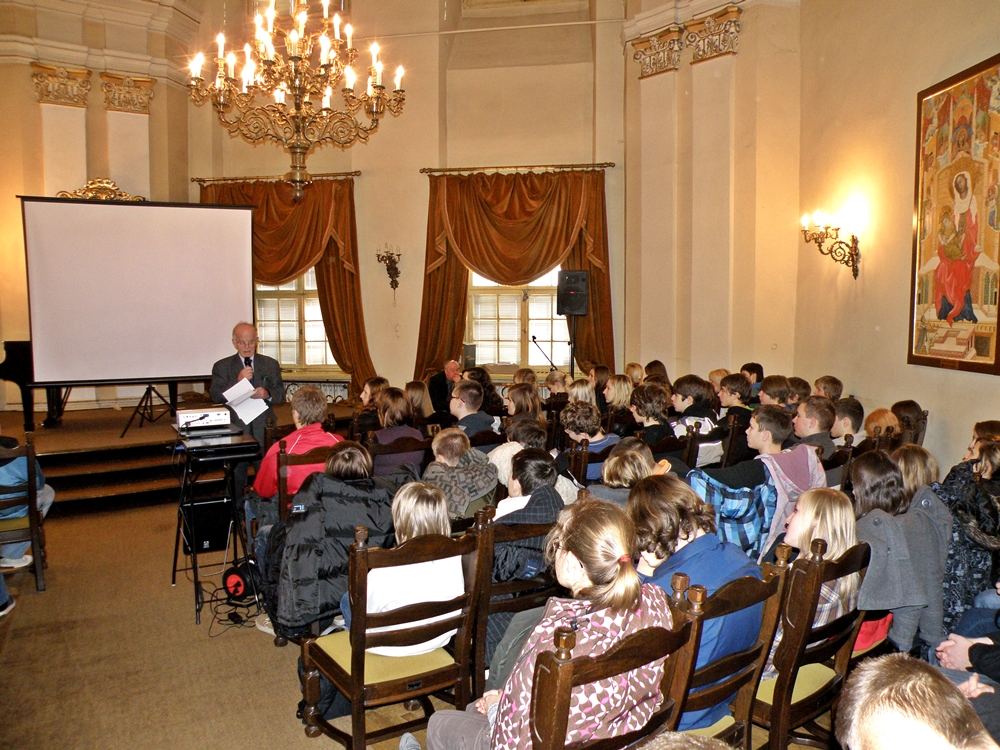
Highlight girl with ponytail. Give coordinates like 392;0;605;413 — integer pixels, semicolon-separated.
425;498;674;750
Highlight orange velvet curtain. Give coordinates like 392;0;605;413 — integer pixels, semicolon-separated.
201;178;376;395
413;170;615;380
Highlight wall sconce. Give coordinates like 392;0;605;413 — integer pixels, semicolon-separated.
376;243;401;303
800;209;862;279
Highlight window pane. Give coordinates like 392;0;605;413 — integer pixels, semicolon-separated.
477;342;497;364
256;282;281;291
473;295;497;318
529;294;552;318
259;341;279;359
279;342;298;365
528;266;560;287
498;320;520;341
528;320;551;340
498;295;520;318
471;272;498;287
552;317;570;342
278;280;297;291
279;298;298;320
257;299;279;320
474;320;497;341
305;321;326;341
305;342;327;365
303;268;318;291
304;298;323;320
551;342;571;366
279;321;298;341
258;321;279;342
528;347;550;367
498;342;519;364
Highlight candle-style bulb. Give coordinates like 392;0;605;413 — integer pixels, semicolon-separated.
265;5;275;32
801;214;810;230
333;12;340;38
190;52;205;78
375;60;383;86
243;43;252;65
216;33;225;60
370;42;379;66
319;34;330;65
366;75;373;97
322;0;329;18
345;23;353;49
344;66;356;89
394;65;404;90
226;51;236;79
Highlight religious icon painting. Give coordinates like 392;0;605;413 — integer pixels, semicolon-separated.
909;52;1000;375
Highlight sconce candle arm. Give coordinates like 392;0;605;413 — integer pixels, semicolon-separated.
801;224;861;279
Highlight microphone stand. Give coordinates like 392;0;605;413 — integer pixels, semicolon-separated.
530;336;558;372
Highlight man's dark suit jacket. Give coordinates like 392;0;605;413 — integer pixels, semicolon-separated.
210;352;286;444
428;371;453;413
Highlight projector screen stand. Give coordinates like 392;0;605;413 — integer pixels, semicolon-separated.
121;384;171;438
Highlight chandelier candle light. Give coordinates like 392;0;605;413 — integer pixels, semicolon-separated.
800;209;862;280
188;2;405;200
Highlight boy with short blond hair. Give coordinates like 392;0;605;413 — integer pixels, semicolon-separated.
422;427;498;517
814;375;844;402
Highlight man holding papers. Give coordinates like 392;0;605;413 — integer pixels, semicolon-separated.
211;322;285;497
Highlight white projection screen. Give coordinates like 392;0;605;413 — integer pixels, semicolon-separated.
21;198;254;385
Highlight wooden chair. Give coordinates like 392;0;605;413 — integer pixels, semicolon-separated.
718;413;741;468
644;431;699;469
914;409;929;446
823;434;855;492
276;440;343;521
528;604;698;750
472;511;562;697
565;438;616;485
263;416;296;453
604;408;637;437
544;397;570;451
751;539;872;750
672;545;793;750
300;515;494;750
366;435;435;475
0;432;45;591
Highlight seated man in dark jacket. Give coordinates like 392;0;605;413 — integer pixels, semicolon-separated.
485;448;564;663
261;441;415;638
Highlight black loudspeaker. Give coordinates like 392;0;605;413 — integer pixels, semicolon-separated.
557;271;589;316
181;497;233;555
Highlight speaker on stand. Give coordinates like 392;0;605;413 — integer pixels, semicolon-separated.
556;271;589;379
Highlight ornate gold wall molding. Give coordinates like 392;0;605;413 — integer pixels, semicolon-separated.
56;178;146;201
685;5;742;63
631;25;684;79
100;73;156;114
30;63;92;107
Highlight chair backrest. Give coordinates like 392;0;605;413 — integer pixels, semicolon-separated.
365;434;435;474
529;605;697;750
277;440;342;520
472;510;562;696
914;410;929;446
681;422;706;468
672;545;793;750
264;418;296;453
544;397;570;451
719;413;741;468
643;432;689;463
566;438;616;485
766;539;871;726
0;432;38;515
469;429;504;450
345;513;494;707
603;409;636;435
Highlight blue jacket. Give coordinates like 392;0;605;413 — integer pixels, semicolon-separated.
0;436;45;509
640;533;762;730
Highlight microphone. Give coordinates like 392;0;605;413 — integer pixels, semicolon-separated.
530;336;558;371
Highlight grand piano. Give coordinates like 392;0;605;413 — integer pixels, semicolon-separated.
0;341;66;431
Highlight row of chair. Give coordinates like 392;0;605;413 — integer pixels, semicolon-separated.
297;502;873;750
0;432;46;592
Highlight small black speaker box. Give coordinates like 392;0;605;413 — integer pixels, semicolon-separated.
181;497;233;555
462;343;477;371
557;271;589;316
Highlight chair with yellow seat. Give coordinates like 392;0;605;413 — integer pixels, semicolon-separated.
0;432;46;592
672;543;792;750
751;539;871;750
299;513;493;750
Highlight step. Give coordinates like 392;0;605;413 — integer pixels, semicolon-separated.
43;453;176;479
53;473;226;502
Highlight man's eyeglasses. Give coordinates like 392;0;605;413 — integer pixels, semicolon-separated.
234;339;258;347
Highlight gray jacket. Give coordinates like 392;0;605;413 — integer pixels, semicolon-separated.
422;448;498;517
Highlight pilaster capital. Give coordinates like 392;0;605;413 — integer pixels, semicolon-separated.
631;25;684;79
30;62;92;107
100;72;156;113
685;5;741;64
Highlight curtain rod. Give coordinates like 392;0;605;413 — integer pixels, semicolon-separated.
420;162;614;174
191;171;361;184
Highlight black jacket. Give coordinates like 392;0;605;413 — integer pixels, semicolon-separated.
493;484;563;581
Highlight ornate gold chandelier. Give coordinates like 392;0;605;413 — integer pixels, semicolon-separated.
188;1;405;200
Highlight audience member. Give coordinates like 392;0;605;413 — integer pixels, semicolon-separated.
603;374;637;437
793;395;837;459
450;379;496;440
645;359;671;388
630;384;673;450
832;397;866;447
426;499;674;750
559;401;621;481
512;368;537;386
740;362;764;400
670;375;719;433
488;419;579;506
864;407;900;442
935;433;1000;632
505;383;544;423
567;378;596;406
244;385;341;553
543;370;571;400
707;368;730;405
787;376;812;406
625;362;644;387
717;373;755;464
422;427;498;518
813;375;844;402
428;359;462;413
758;374;792;407
265;442;403;639
0;427;55;571
587;443;655;507
372;387;425;476
762;488;860;677
210;321;286;496
892;398;925;436
463;367;505;413
354;375;390;438
405;380;435;420
627;474;762;730
589;364;612;414
837;653;1000;750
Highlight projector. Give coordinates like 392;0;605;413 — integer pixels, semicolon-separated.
176;406;231;430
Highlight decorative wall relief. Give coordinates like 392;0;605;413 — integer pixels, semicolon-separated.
631;25;684;79
30;63;91;107
100;73;156;114
685;5;741;64
909;52;1000;375
56;178;146;202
